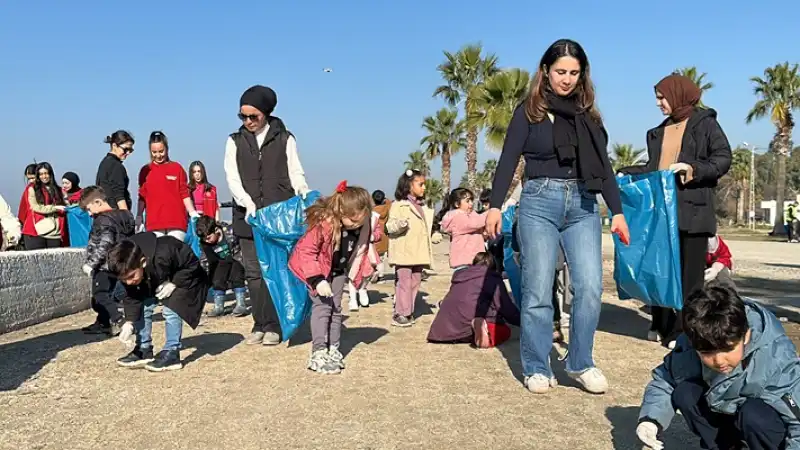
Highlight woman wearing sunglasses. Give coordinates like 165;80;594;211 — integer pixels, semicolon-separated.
96;130;135;211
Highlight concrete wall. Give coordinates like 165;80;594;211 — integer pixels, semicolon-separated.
0;248;90;334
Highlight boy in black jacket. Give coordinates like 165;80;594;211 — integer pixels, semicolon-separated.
79;186;135;335
108;233;210;372
195;216;249;317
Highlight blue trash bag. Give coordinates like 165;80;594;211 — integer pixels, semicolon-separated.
65;206;92;247
184;216;202;258
613;170;683;309
249;191;321;341
501;205;522;304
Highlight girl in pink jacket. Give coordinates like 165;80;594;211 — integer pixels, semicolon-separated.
439;188;487;269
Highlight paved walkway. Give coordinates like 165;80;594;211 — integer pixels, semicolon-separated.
2;238;798;449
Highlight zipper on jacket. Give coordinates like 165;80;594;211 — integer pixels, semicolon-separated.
783;394;800;420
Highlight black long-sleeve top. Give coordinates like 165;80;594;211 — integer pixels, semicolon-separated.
489;105;623;216
96;153;132;210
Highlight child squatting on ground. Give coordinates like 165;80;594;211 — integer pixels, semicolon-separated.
438;188;488;270
194;215;249;317
108;232;210;372
385;169;440;328
288;181;377;375
79;186;135;336
427;252;520;348
636;284;800;450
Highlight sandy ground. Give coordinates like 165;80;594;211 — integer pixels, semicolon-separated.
2;238;800;450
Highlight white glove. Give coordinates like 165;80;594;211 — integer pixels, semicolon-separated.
189;210;200;219
245;201;257;220
82;264;94;277
704;262;724;282
298;187;310;200
6;234;18;247
135;216;144;232
668;162;693;185
636;421;663;450
316;280;333;297
431;232;443;245
155;281;176;300
118;322;135;346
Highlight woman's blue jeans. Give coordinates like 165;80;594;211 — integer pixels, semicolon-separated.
517;178;603;377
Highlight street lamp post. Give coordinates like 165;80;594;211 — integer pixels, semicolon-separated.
742;142;757;230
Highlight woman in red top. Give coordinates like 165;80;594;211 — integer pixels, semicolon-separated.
188;161;220;221
61;172;83;205
136;131;199;241
17;163;38;226
22;162;67;250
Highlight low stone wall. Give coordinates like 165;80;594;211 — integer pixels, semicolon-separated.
0;248;90;334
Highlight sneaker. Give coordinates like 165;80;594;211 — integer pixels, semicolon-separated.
308;349;329;372
524;374;558;394
647;330;662;343
231;305;249;317
357;289;369;308
83;321;110;335
207;307;226;317
108;321;123;337
667;340;676;350
568;368;608;394
319;358;342;375
328;345;345;370
145;350;182;372
262;331;280;346
348;297;359;312
391;315;413;328
246;331;265;345
117;347;155;368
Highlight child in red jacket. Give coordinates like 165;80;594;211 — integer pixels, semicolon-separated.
288;181;376;375
705;235;734;287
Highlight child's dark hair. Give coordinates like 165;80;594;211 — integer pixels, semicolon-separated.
395;169;424;201
195;215;219;238
78;185;108;209
149;131;169;150
433;188;474;233
372;190;386;206
104;130;134;147
24;163;37;177
472;252;497;271
107;240;145;276
682;284;748;353
479;189;492;205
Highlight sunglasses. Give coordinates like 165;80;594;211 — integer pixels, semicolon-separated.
120;147;134;154
238;113;261;122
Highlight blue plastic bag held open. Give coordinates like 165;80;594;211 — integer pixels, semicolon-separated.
65;206;92;247
613;170;683;309
249;192;321;341
501;205;522;304
184;217;202;258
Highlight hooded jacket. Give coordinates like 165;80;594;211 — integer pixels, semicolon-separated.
441;210;487;268
85;209;135;271
427;265;520;343
640;301;800;449
372;201;391;255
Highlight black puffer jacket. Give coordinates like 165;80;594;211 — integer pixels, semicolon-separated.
619;108;732;235
85;209;135;271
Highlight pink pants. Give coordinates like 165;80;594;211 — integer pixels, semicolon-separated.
394;266;423;317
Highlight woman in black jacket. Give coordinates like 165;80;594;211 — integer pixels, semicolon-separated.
619;74;731;347
96;130;134;211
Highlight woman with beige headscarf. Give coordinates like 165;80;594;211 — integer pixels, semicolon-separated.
618;74;732;348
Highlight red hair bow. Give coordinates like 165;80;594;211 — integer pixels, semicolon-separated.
336;180;348;193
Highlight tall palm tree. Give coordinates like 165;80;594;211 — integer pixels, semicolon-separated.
420;108;466;192
424;178;445;209
728;148;751;224
460;158;498;192
609;143;646;172
673;66;714;107
404;150;430;177
434;44;499;192
746;62;800;235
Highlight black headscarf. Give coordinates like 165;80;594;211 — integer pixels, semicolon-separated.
240;85;277;116
546;92;612;191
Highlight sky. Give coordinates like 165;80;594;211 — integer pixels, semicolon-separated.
1;0;798;213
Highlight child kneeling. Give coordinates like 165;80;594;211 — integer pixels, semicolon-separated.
637;284;800;450
195;215;248;317
109;233;210;372
427;252;520;348
289;182;375;374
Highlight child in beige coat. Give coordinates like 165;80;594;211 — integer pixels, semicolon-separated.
386;169;440;327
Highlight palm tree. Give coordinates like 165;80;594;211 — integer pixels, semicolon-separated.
420;108;466;192
434;44;500;192
609;143;646;172
746;62;800;235
404;150;430;177
673;66;714;107
460;159;498;192
728;148;751;224
424;178;445;209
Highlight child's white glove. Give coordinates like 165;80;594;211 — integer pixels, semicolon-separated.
316;280;333;297
189;210;200;219
431;232;443;245
704;262;725;282
155;282;176;300
636;421;663;450
118;322;136;346
82;264;94;277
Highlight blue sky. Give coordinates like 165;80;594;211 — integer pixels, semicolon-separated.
1;1;798;212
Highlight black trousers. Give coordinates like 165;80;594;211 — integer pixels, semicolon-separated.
23;235;61;250
210;260;246;291
92;271;122;326
672;380;787;450
240;237;281;336
651;232;708;342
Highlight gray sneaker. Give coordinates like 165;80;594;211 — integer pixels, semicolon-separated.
308;349;329;372
231;305;249;317
391;315;413;328
207;307;225;317
328;345;345;370
262;331;280;346
320;358;342;375
246;331;265;345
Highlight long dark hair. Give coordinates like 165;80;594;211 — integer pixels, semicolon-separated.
33;162;64;206
394;169;424;201
525;39;601;124
188;161;214;192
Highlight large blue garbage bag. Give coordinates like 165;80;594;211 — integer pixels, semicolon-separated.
66;206;92;247
501;205;522;304
249;191;321;340
184;216;202;258
613;170;683;309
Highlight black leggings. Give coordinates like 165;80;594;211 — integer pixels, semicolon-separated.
23;235;62;250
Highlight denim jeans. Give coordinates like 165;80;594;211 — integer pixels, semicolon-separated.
135;298;184;351
517;178;603;377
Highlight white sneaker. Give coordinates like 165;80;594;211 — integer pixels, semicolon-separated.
523;374;558;394
358;289;369;307
647;331;661;343
568;368;608;394
348;297;359;312
667;340;676;350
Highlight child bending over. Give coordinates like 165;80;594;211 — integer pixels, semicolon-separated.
704;235;734;287
439;188;487;270
195;215;249;317
637;284;800;450
109;233;210;372
289;181;376;374
347;203;382;311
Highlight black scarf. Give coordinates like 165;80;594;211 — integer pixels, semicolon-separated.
546;93;612;192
